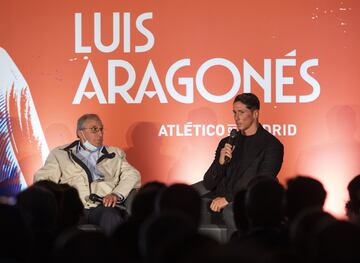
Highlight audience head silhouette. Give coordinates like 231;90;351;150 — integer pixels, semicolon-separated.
245;176;285;228
346;174;360;221
156;183;202;228
286;175;327;221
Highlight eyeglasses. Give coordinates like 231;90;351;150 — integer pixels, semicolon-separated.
81;126;104;133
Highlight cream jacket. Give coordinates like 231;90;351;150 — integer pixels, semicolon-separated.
34;141;141;208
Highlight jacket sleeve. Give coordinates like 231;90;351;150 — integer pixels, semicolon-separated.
257;139;284;178
112;149;141;199
228;136;284;202
33;150;62;183
203;138;227;191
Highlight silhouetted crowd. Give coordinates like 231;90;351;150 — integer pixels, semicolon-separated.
1;174;360;263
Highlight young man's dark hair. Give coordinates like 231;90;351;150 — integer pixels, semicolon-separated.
233;93;260;111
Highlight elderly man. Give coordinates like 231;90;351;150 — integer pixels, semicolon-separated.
34;113;140;234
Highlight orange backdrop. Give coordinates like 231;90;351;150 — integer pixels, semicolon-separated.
1;0;360;217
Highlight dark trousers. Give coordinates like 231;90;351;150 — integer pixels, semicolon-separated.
81;205;126;236
192;181;237;239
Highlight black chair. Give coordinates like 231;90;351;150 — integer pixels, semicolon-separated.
192;181;228;243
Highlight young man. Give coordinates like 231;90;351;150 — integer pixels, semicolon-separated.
201;93;284;236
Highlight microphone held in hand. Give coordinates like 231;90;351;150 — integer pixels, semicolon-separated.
224;129;238;164
89;193;127;210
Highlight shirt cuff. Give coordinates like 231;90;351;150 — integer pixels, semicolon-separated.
112;192;125;202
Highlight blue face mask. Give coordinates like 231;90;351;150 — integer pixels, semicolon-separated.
83;140;100;152
81;131;101;152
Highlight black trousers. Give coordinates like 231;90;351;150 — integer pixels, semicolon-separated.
81;205;126;236
192;181;237;239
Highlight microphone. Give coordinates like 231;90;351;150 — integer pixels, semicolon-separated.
224;129;238;164
89;193;103;203
89;193;127;210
